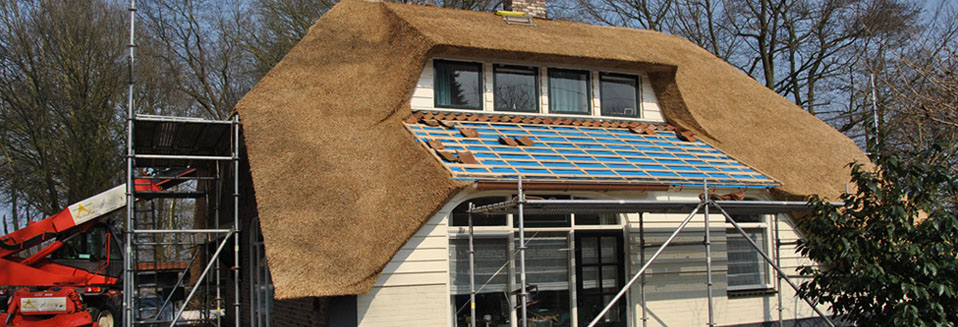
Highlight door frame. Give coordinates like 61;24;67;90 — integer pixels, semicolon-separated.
573;230;627;327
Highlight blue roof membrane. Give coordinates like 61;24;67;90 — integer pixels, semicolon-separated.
406;121;779;187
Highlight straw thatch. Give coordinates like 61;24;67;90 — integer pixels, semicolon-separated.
234;0;868;298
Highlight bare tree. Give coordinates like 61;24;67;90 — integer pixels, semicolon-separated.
876;7;958;170
230;0;335;82
563;0;929;144
141;0;255;120
0;0;126;217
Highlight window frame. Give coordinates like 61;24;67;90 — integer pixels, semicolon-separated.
598;72;642;119
725;214;773;292
547;68;593;115
450;196;510;227
433;59;484;110
420;58;665;121
447;193;627;326
493;64;540;113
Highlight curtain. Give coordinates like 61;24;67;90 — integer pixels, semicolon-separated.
550;70;588;114
435;62;452;106
726;229;767;288
516;236;570;291
450;238;510;295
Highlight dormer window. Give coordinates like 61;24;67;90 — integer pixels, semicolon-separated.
494;64;539;113
600;73;640;118
548;68;591;115
413;58;665;121
434;60;482;110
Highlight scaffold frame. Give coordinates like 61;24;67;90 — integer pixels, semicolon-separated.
466;177;841;327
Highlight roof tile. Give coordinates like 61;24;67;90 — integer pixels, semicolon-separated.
516;136;536;146
457;151;479;164
427;140;444;149
459;127;480;138
436;150;459;162
498;134;519;146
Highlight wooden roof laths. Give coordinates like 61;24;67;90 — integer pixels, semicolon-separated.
405;121;779;186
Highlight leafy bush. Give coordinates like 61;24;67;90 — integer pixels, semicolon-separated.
798;142;958;326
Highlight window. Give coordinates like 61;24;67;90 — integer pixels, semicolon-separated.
548;69;591;114
494;65;539;113
449;238;511;326
516;233;572;325
448;195;628;327
514;195;572;227
451;197;508;226
575;232;626;326
575;213;618;225
600;73;640;118
434;60;482;109
726;214;770;290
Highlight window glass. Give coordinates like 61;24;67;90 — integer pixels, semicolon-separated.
600;73;639;118
549;69;591;114
494;65;538;112
452;293;511;327
435;60;482;109
449;238;512;326
576;232;626;326
515;233;571;326
726;228;768;289
450;238;510;294
451;197;508;226
575;213;618;225
514;195;571;227
727;214;764;223
54;226;109;260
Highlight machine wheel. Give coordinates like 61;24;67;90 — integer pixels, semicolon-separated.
90;306;118;327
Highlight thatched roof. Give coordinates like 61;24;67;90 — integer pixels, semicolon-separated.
234;0;868;299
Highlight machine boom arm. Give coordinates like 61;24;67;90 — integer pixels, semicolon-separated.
0;169;195;259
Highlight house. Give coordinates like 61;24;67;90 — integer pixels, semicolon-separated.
232;0;868;326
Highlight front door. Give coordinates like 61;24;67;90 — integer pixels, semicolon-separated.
575;231;626;327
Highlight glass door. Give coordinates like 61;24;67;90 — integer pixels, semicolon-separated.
575;231;626;327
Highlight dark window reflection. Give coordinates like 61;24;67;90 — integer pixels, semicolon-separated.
600;73;639;118
495;65;539;113
435;60;482;109
453;293;511;327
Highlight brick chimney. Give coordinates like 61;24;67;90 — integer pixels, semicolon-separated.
505;0;547;19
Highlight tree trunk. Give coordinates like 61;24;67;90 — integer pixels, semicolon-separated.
11;186;18;231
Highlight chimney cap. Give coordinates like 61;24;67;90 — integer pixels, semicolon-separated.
503;0;547;19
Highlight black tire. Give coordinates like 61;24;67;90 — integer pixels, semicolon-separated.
89;305;118;327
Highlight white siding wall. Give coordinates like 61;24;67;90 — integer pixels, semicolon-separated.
639;73;662;121
356;210;450;326
628;190;829;326
356;188;827;327
411;59;434;110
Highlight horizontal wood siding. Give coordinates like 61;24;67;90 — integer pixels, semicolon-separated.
411;59;434;110
628;191;830;326
639;73;662;121
356;212;449;326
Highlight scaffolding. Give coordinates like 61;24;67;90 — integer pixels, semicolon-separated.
123;2;240;327
122;113;241;327
467;177;841;327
